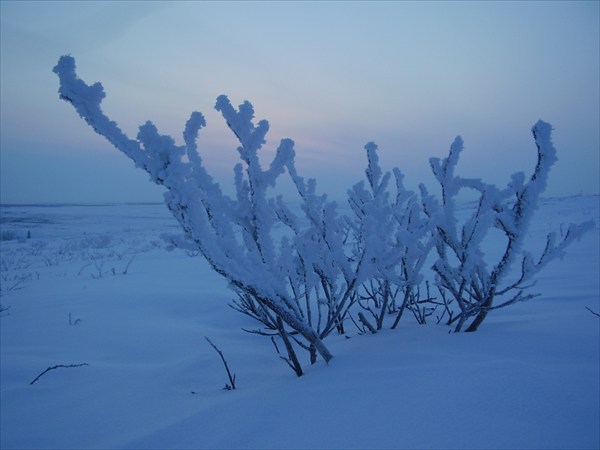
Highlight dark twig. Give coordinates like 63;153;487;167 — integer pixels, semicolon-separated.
205;336;236;390
585;306;600;318
270;335;281;355
30;363;89;385
68;312;81;326
122;254;136;275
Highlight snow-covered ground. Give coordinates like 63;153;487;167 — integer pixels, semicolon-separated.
1;196;598;449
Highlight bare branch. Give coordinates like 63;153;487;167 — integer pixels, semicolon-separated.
205;337;236;390
585;306;600;318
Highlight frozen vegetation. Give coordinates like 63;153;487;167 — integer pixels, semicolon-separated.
0;56;598;448
51;55;593;368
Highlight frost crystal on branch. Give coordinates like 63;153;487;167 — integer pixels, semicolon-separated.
54;55;336;371
427;121;593;332
54;55;594;376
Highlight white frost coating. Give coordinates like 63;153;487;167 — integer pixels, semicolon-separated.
183;111;206;164
53;55;335;367
54;55;593;366
427;119;593;332
348;142;436;331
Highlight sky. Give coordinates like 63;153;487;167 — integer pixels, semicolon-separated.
1;0;598;204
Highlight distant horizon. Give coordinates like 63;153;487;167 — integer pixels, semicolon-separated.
2;192;598;209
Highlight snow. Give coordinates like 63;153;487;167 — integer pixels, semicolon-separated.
1;196;599;449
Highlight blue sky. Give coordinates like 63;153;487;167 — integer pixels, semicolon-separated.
1;1;598;203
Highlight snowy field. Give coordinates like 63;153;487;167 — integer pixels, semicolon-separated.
1;196;598;449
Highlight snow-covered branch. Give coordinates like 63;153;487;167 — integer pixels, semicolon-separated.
428;122;594;332
54;55;594;376
54;55;335;372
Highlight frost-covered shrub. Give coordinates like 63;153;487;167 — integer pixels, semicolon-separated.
422;128;594;332
348;142;434;332
54;55;345;374
0;231;17;242
0;230;29;242
54;55;593;375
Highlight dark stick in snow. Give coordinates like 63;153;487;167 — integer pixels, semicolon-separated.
30;363;89;385
205;336;236;390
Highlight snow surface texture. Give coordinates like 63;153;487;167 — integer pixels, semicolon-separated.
1;197;599;449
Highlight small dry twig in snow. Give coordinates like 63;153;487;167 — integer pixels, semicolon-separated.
585;306;600;318
205;336;236;390
30;363;89;385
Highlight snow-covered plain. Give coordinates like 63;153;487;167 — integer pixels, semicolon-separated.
1;195;598;449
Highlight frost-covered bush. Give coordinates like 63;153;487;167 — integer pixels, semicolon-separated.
54;55;350;374
348;142;435;332
0;230;30;242
421;130;593;331
54;55;593;375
